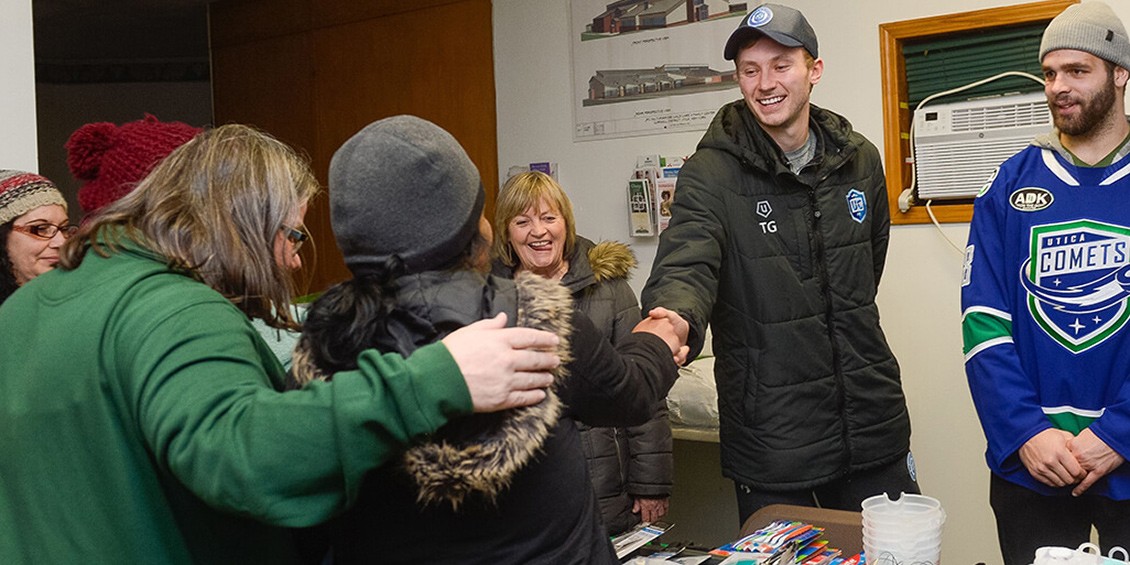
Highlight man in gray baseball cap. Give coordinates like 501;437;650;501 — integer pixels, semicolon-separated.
962;3;1130;564
723;2;818;61
643;2;919;527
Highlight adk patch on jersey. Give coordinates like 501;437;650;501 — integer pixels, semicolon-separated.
846;188;867;223
1010;187;1054;212
1021;219;1130;353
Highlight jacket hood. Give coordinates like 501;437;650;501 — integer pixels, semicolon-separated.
587;239;636;284
292;271;575;509
561;236;636;291
1031;119;1130;164
698;99;861;175
401;271;574;509
1032;128;1072;161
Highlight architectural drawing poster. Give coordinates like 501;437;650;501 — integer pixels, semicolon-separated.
570;0;748;141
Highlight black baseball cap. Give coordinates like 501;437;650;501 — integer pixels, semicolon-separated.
723;3;819;61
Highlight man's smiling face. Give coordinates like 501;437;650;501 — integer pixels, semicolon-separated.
735;36;822;140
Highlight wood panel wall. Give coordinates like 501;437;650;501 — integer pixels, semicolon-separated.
210;0;498;292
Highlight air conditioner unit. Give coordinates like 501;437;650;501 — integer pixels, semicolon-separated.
913;91;1050;201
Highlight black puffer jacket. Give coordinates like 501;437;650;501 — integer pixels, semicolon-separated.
497;237;674;535
321;270;679;564
641;100;911;491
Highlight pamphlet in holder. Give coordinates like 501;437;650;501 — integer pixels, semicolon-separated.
628;178;656;237
613;521;673;559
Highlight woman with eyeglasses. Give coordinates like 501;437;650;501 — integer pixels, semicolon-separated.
0;170;76;306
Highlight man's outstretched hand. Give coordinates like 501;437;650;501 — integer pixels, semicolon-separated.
634;307;691;365
442;313;560;412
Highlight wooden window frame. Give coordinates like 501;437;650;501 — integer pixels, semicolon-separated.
879;0;1076;225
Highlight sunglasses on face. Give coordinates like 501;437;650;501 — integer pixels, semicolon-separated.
12;222;78;240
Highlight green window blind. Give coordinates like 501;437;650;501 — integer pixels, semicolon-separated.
903;22;1048;109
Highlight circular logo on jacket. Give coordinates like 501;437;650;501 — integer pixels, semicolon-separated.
846;188;867;223
1009;187;1054;212
748;6;773;27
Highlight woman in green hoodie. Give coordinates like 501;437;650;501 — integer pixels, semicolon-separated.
0;124;560;564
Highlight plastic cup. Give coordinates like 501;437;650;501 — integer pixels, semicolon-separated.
860;492;944;564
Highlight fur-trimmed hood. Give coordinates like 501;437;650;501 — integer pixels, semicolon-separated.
401;271;573;508
292;270;573;509
585;239;636;284
558;236;635;297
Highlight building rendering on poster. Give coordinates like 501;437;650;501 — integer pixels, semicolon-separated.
571;0;747;141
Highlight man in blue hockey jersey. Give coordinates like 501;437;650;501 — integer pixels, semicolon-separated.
962;2;1130;563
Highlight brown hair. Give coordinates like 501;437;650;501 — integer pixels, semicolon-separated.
60;124;320;329
491;171;577;268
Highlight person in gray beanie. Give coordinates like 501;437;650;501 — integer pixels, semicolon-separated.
962;3;1130;564
328;115;485;276
290;115;688;564
1039;1;1130;74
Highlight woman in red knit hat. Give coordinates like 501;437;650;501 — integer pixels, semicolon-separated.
66;113;202;219
0;169;74;305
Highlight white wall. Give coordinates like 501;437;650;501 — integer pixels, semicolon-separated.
1;0;38;169
493;1;1130;563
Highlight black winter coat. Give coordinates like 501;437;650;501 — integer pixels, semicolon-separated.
496;237;674;536
327;270;679;564
641;100;911;491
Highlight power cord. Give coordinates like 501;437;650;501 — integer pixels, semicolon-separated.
903;70;1046;257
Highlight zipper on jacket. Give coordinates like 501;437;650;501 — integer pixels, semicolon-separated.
808;176;853;476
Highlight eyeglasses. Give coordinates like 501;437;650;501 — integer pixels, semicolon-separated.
282;226;309;252
11;222;79;240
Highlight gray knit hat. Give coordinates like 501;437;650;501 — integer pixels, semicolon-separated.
1039;1;1130;70
328;115;485;275
0;170;66;226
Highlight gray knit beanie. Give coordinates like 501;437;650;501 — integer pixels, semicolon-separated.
1039;1;1130;70
329;115;485;276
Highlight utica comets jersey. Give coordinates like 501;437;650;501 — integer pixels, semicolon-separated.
962;144;1130;499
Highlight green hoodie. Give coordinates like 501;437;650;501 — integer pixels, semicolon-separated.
0;236;470;564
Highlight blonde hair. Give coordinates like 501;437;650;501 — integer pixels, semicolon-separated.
60;124;320;329
491;171;577;268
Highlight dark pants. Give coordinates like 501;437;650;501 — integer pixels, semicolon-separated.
990;474;1130;565
733;452;921;526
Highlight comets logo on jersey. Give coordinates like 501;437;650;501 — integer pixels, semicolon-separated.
1021;220;1130;353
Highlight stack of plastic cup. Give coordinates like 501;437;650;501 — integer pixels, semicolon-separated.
861;492;945;565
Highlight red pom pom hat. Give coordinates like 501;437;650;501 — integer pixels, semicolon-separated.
65;114;202;216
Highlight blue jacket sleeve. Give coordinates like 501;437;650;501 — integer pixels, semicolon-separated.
962;174;1051;471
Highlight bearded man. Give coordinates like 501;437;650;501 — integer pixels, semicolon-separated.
961;2;1130;564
